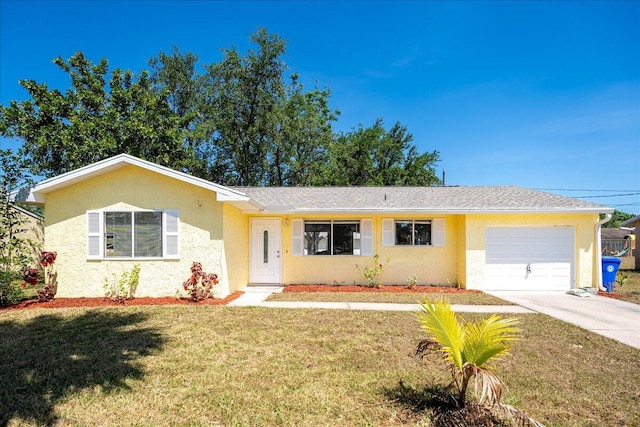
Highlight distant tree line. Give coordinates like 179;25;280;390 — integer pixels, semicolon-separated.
0;28;441;187
603;210;635;229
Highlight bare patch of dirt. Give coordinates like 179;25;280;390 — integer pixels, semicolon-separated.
2;292;244;310
283;284;481;294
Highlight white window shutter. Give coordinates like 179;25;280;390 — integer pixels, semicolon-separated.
164;210;180;258
382;218;394;247
432;218;445;246
361;219;374;256
291;219;303;256
87;211;103;259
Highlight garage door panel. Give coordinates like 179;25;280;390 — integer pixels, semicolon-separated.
484;227;575;291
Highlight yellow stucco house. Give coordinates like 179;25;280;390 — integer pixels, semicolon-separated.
20;154;613;298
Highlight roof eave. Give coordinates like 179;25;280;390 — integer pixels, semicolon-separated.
256;207;613;215
621;214;640;227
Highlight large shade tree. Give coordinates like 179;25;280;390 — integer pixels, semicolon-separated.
2;29;441;187
0;52;194;178
321;119;441;186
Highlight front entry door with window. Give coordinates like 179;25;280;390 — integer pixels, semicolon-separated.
250;219;282;284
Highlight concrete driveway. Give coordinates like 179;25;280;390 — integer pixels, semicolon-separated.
487;292;640;349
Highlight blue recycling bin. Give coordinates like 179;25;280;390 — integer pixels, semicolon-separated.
601;256;621;292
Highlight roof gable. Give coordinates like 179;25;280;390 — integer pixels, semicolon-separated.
23;154;256;207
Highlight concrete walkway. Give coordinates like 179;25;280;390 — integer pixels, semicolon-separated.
487;291;640;350
227;286;532;313
228;286;640;349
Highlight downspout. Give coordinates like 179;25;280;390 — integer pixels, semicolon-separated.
595;213;612;292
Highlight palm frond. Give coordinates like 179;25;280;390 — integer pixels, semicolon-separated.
467;364;506;406
495;403;546;427
416;298;464;369
462;315;520;367
414;338;441;358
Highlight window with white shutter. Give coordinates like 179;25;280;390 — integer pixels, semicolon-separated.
382;218;445;247
86;210;180;259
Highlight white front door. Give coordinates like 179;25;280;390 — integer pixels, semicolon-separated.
484;227;575;291
250;218;282;284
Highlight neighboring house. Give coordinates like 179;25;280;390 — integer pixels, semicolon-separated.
620;215;640;270
19;154;613;298
2;204;44;267
601;228;635;257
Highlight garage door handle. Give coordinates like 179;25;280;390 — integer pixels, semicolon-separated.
526;264;532;274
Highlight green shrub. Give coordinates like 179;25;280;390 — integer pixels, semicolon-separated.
356;254;390;288
103;264;141;301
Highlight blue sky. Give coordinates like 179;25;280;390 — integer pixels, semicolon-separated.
1;1;638;213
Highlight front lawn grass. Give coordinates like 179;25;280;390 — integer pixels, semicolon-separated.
1;306;638;426
267;290;513;305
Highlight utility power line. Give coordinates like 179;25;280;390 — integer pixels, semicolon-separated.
535;188;640;192
574;192;640;199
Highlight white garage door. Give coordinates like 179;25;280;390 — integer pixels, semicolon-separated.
484;227;574;291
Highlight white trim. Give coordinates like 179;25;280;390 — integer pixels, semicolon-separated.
432;218;445;247
361;218;374;256
382;218;394;246
86;211;103;259
163;210;180;259
291;219;303;256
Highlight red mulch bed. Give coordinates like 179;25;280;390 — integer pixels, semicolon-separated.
597;291;626;300
1;291;244;310
283;284;481;294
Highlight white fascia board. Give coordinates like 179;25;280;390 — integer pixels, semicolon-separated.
224;199;265;212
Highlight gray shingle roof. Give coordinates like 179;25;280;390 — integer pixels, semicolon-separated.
230;186;612;214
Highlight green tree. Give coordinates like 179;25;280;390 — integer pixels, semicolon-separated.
0;52;193;178
268;77;338;186
415;298;519;407
2;31;441;188
603;210;634;229
149;46;200;118
0;150;36;305
198;28;287;185
321;119;441;186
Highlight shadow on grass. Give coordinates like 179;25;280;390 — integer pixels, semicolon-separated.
384;381;512;427
0;310;165;426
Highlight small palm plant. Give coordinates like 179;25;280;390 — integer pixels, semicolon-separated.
415;298;519;408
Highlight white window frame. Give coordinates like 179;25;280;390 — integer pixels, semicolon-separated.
382;218;445;247
86;209;179;260
291;218;373;256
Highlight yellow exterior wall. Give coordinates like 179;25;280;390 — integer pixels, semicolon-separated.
222;204;249;292
454;215;467;287
270;214;460;286
45;166;233;298
43;164;602;296
463;213;599;290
